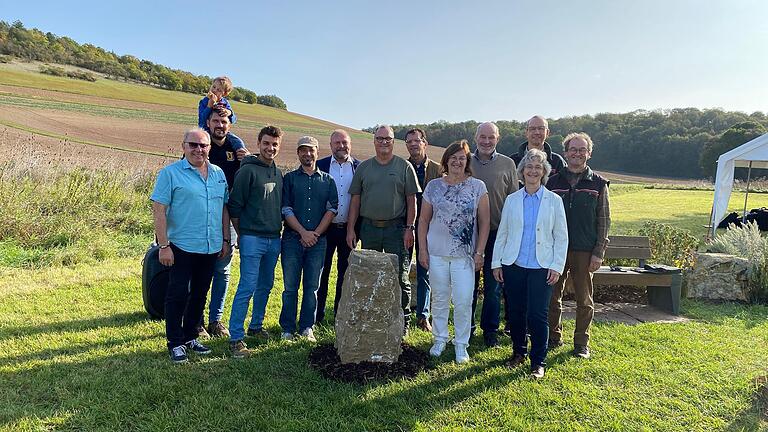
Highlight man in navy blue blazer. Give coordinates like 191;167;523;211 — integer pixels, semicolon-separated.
316;129;361;324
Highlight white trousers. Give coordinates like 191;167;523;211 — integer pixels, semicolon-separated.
429;255;474;346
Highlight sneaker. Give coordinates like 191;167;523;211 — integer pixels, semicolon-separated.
185;339;212;355
483;332;499;348
417;317;432;332
207;321;230;338
530;365;545;380
230;340;252;359
246;327;270;338
169;345;188;364
281;332;294;341
573;345;591;359
429;340;447;357
455;343;470;364
300;327;316;342
506;353;527;369
547;339;564;351
196;325;210;340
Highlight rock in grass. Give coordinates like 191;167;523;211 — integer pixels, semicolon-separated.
687;252;749;301
335;249;403;364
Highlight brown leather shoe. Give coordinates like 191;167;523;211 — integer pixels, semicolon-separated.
207;321;230;338
417;317;432;332
196;325;210;340
506;353;527;369
230;340;252;359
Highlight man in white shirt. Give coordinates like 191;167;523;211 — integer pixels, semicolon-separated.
316;129;361;324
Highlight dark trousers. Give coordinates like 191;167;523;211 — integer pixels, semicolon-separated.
360;220;412;325
317;224;353;323
503;264;552;368
472;229;501;335
165;244;217;349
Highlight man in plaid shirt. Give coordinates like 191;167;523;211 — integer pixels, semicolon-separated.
545;132;610;359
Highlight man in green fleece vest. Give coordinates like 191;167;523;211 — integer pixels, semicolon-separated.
227;125;284;359
545;132;611;359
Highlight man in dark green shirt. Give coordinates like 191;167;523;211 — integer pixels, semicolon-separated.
347;125;420;330
227;125;284;358
279;136;338;342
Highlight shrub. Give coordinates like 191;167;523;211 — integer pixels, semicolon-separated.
39;65;66;77
639;221;700;269
708;222;768;303
0;54;12;63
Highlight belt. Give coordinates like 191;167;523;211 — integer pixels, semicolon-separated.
332;223;347;229
363;217;404;228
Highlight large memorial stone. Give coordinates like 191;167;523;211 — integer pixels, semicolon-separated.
335;249;404;364
687;252;750;301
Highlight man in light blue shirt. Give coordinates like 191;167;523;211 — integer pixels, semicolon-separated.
151;127;231;363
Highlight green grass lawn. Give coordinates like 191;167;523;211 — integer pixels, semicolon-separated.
610;185;768;237
0;256;766;431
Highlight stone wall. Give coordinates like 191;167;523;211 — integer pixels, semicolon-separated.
686;252;749;301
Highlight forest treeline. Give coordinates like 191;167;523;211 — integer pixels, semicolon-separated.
0;20;287;110
374;109;768;179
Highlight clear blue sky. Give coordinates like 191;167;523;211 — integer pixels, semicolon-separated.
6;0;768;129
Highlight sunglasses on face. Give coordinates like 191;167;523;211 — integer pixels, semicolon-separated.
186;142;210;149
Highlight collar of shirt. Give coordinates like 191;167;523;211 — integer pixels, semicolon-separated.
332;157;352;166
294;166;320;177
523;186;544;200
472;150;498;165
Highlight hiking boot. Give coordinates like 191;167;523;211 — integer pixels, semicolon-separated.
246;327;270;338
300;327;316;342
484;332;499;348
547;339;564;351
196;325;210;340
169;345;188;364
530;365;545;380
185;339;211;355
455;343;470;364
417;316;432;332
230;340;252;359
573;344;591;359
429;340;447;357
281;332;295;341
207;321;230;338
506;353;527;369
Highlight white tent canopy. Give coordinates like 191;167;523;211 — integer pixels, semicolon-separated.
710;132;768;236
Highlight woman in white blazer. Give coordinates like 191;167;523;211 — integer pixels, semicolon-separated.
491;148;568;379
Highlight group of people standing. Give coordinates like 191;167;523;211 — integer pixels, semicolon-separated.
151;84;611;380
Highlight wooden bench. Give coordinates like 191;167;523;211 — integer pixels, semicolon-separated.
592;235;682;315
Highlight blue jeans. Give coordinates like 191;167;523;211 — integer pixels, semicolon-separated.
410;229;431;319
472;229;501;335
503;264;552;368
279;232;326;334
206;223;237;324
228;234;281;342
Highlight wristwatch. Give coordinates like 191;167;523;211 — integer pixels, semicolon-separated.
223;238;231;244
405;225;416;231
474;251;484;258
159;243;170;249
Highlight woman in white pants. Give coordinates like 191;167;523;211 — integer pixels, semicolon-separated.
418;140;490;363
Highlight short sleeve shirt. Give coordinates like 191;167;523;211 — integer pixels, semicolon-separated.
150;159;228;254
348;156;420;220
423;177;487;258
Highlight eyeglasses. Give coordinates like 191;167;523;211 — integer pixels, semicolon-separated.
524;164;544;171
405;138;423;144
526;126;547;132
567;147;589;155
375;136;394;143
186;142;210;149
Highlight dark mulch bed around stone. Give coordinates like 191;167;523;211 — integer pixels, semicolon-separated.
564;285;647;304
308;343;430;384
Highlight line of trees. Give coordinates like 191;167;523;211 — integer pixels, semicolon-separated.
373;109;768;179
0;20;287;110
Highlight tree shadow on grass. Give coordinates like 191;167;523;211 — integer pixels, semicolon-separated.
0;311;149;341
681;299;768;329
724;374;768;432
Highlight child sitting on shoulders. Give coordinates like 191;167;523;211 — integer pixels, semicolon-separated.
198;76;245;150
